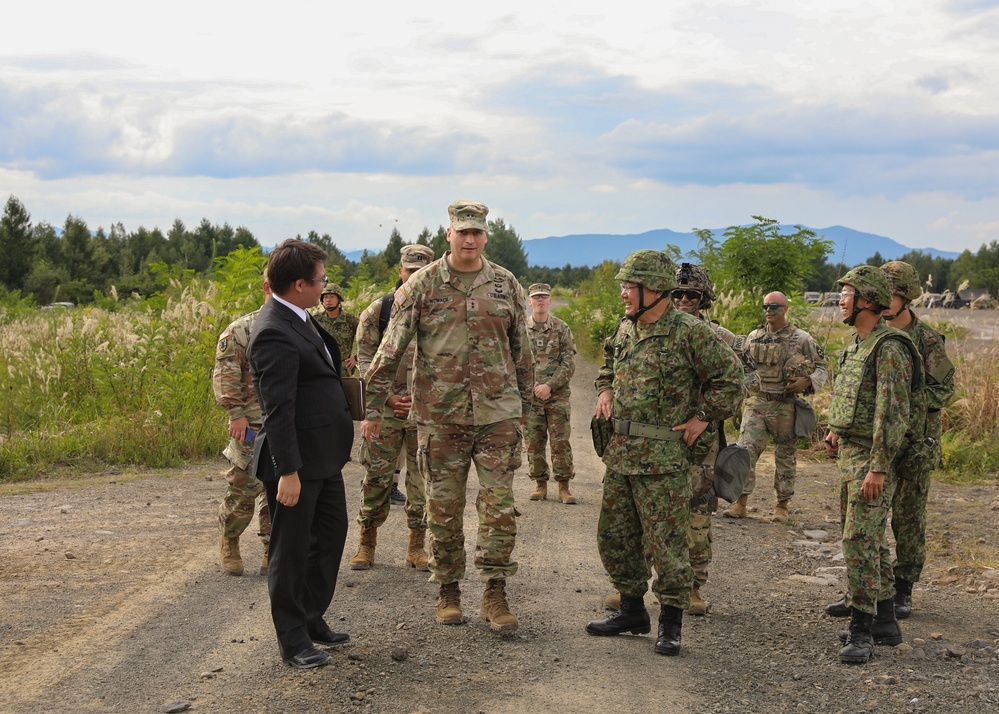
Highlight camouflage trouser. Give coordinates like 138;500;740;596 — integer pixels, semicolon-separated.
218;464;271;542
737;397;797;500
598;466;693;610
688;463;715;588
891;457;933;583
524;397;574;482
838;441;896;615
417;420;521;585
357;420;425;530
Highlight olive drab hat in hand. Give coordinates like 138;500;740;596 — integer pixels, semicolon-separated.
448;200;489;231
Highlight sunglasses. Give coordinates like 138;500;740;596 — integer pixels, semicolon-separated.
671;290;702;301
762;303;786;311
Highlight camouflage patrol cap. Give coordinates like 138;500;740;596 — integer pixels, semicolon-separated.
837;265;892;309
616;250;677;292
400;244;435;269
880;261;922;301
783;353;814;379
448;200;489;231
321;282;345;299
528;283;551;297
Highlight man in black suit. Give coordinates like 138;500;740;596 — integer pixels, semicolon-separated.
248;239;355;669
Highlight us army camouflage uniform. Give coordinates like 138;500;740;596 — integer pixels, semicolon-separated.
737;323;827;501
596;309;743;609
354;295;425;531
364;252;534;584
524;313;576;483
314;309;360;376
829;321;914;614
212;310;271;544
891;314;955;584
687;319;756;587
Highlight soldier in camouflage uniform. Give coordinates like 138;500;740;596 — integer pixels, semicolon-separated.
349;245;435;572
725;291;827;522
313;282;359;376
361;200;533;632
212;274;272;576
524;282;578;505
585;251;743;657
825;266;916;664
881;261;955;618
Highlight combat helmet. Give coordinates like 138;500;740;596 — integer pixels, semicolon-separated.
615;250;676;292
880;261;922;302
321;282;345;300
837;265;892;309
783;353;814;380
674;262;715;309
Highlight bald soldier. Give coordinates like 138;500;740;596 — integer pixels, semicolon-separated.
725;291;827;522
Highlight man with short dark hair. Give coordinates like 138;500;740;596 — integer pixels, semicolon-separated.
248;238;354;669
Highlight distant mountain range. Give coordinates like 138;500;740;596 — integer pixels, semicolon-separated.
344;225;961;268
521;226;960;268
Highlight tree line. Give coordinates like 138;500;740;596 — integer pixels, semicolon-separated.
2;194;995;307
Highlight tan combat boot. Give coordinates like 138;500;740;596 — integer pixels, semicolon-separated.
722;494;748;518
405;528;430;571
349;526;377;570
686;586;710;616
436;582;464;625
529;480;547;501
220;535;243;576
770;500;790;523
557;480;577;504
259;539;269;576
481;579;519;631
604;591;621;611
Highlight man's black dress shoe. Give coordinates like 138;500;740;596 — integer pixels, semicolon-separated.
283;646;330;669
311;629;350;647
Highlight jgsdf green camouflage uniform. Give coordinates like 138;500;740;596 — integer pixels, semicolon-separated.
313;283;360;376
736;320;827;503
881;262;955;605
828;267;921;619
364;239;533;588
595;269;743;612
524;284;577;488
212;309;271;566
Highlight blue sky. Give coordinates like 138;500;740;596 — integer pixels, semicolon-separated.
2;1;998;253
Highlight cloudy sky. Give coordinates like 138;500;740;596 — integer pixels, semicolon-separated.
2;1;998;253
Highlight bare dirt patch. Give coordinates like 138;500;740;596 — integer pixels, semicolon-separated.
1;357;997;713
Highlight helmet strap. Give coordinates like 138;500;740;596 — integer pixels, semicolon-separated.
627;289;668;323
881;299;910;321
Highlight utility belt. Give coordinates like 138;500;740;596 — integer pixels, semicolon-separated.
612;419;686;442
755;391;795;403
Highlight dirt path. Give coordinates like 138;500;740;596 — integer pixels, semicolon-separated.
1;358;997;713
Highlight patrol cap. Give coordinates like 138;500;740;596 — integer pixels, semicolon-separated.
528;283;551;297
448;200;489;231
400;244;435;269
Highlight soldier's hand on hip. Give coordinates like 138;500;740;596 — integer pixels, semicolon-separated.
673;416;709;446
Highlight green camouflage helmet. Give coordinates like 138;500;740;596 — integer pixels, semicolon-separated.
675;262;715;307
783;353;814;379
616;250;676;292
880;261;922;301
321;282;344;300
837;265;892;309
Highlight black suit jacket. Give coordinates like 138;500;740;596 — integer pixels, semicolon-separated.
248;299;354;481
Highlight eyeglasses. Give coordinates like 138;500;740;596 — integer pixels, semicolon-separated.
671;290;702;301
620;282;639;293
309;276;330;286
762;303;786;312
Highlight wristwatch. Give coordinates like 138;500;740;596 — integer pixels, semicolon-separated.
695;409;708;422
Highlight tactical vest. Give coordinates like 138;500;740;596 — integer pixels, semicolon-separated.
828;324;926;443
748;325;796;389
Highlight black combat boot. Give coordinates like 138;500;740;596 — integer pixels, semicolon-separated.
824;596;851;617
838;598;903;646
585;594;651;636
654;605;683;656
839;607;875;664
894;578;913;619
